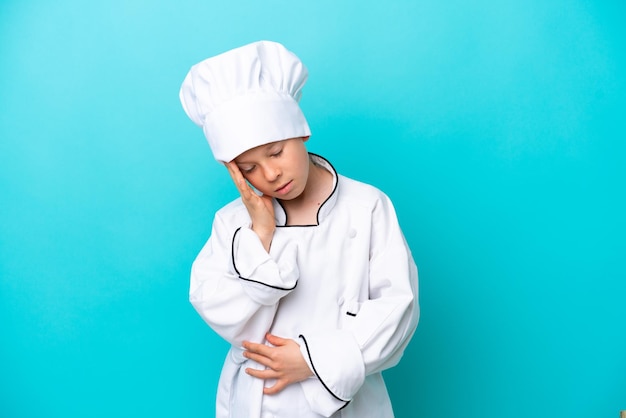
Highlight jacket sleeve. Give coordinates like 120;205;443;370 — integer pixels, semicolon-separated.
189;210;299;347
298;194;419;416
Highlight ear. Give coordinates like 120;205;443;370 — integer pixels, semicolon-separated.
301;136;310;143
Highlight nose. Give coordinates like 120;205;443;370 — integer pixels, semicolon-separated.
262;163;281;182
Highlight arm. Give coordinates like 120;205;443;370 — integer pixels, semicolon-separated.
190;161;299;346
189;212;300;348
298;194;419;415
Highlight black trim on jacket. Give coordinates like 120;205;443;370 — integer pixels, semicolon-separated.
231;227;297;291
276;153;339;227
299;334;351;409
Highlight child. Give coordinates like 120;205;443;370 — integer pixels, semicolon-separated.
179;40;419;418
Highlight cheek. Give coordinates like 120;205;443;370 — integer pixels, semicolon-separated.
299;154;311;175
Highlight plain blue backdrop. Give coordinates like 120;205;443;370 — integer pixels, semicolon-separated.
1;1;624;417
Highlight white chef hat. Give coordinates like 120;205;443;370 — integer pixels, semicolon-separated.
179;40;311;162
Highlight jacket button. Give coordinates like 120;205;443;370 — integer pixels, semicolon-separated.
348;228;357;238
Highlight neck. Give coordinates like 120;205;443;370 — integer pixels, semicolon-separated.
279;156;333;224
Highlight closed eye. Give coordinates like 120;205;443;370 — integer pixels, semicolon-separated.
269;144;284;158
240;165;256;174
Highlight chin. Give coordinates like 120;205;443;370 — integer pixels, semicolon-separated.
277;189;303;201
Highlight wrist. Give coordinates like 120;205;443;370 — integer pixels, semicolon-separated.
252;226;274;252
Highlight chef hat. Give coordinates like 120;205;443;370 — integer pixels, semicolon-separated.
179;40;311;162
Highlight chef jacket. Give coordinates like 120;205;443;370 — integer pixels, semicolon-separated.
190;154;419;418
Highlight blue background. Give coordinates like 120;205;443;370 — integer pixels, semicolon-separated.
1;1;624;417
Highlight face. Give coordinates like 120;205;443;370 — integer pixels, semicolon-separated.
233;137;310;200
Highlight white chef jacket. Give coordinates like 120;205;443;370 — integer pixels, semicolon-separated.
190;155;419;418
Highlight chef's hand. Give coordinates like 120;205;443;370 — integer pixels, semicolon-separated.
226;162;275;252
243;333;314;395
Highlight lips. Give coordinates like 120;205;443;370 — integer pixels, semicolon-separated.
275;180;293;194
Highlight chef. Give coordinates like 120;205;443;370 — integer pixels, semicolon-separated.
179;40;419;418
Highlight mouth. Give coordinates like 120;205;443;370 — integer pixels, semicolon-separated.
275;180;293;194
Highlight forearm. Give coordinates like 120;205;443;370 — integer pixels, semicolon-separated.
190;220;299;345
251;225;274;253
